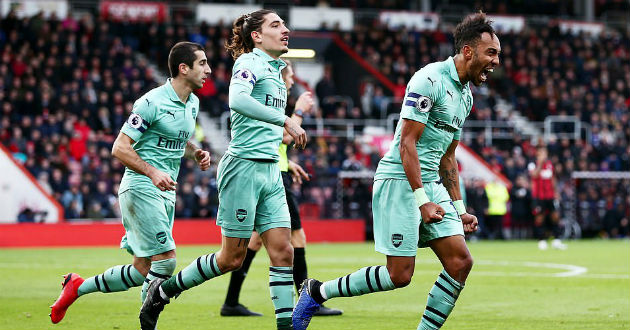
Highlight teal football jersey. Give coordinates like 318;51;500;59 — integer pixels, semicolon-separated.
376;57;473;182
119;79;198;201
227;48;288;161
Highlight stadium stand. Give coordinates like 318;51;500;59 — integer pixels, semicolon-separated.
1;8;628;238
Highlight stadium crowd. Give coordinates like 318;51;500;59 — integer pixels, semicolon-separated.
335;20;630;237
1;11;628;238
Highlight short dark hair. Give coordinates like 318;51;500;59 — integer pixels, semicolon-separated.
453;12;495;53
168;42;204;78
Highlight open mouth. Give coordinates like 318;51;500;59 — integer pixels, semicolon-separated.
281;36;289;45
480;67;494;82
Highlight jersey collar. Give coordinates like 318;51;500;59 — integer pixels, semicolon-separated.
253;48;286;71
165;78;189;105
446;56;467;89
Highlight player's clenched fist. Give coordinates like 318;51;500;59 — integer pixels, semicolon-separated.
420;202;445;224
194;149;211;171
295;91;314;114
149;167;177;191
461;213;478;233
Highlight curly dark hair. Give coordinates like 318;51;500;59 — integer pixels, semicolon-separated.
453;12;495;53
225;9;276;60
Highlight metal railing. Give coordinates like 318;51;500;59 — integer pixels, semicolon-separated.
219;112;593;145
544;115;592;143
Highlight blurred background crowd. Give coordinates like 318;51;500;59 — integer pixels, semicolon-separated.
2;1;628;239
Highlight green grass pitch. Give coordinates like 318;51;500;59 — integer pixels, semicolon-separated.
1;240;628;330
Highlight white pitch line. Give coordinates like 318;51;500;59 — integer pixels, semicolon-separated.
475;260;588;277
313;259;605;279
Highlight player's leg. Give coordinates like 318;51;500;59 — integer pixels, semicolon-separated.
139;235;249;330
50;189;170;324
139;154;257;330
160;235;249;298
533;199;549;249
222;231;264;316
417;182;470;330
287;177;342;316
417;235;471;330
138;196;178;301
290;228;307;290
293;179;414;330
256;165;296;330
287;173;308;293
260;227;294;330
141;250;177;302
548;201;567;249
76;255;150;297
49;255;148;324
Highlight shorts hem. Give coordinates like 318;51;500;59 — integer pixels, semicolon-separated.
375;247;417;257
127;244;177;258
221;228;255;239
256;221;291;235
418;233;464;248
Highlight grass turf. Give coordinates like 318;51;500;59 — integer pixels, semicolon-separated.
1;240;628;330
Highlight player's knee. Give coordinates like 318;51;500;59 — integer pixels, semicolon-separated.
248;237;263;251
446;254;473;280
269;242;293;266
217;250;246;272
222;257;245;272
388;269;413;288
462;254;474;274
133;257;151;276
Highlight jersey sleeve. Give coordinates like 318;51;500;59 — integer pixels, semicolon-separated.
399;72;441;124
230;55;265;94
120;96;157;142
228;55;287;126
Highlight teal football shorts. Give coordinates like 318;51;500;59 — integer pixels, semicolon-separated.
119;189;176;257
372;179;463;256
216;154;291;238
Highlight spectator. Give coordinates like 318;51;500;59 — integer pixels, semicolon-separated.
484;180;510;239
510;175;533;239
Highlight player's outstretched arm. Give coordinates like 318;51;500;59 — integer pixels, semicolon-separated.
112;132;177;191
399;119;444;224
439;140;478;233
184;141;211;171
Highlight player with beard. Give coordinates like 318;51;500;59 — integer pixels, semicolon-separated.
293;12;500;330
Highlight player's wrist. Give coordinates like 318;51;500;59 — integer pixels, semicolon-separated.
293;108;304;117
453;200;467;215
283;115;291;126
413;187;430;208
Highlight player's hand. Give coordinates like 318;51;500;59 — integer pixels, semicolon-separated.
284;117;307;149
149;168;177;191
295;92;314;115
420;202;444;224
194;149;211;171
461;213;478;233
288;160;310;185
